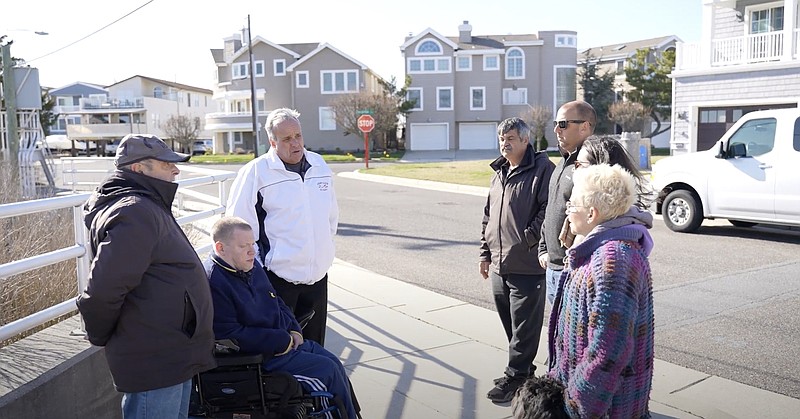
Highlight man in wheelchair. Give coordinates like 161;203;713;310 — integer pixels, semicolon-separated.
202;216;359;419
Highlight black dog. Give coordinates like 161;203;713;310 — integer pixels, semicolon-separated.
510;375;569;419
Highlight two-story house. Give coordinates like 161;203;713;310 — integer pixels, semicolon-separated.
47;82;108;136
672;0;800;154
207;30;385;154
578;36;679;147
400;21;577;151
64;75;215;154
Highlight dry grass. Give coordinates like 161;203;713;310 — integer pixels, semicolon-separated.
0;161;76;347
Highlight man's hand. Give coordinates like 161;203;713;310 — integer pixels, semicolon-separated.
290;331;304;349
538;253;549;269
479;261;490;279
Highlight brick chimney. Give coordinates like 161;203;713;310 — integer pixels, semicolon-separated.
459;20;472;43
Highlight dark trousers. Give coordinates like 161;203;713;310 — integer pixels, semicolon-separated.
267;270;328;346
490;271;546;378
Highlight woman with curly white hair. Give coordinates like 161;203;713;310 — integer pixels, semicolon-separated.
547;164;655;418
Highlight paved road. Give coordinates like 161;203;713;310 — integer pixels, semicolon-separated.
327;165;800;400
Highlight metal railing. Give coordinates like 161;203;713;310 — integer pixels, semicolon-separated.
0;165;236;343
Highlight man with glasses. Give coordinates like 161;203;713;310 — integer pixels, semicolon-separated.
537;100;596;305
480;117;555;403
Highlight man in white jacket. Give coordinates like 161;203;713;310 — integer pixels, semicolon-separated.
226;108;339;345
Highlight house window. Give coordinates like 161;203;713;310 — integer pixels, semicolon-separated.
416;39;443;55
407;57;451;73
470;87;486;110
484;55;499;71
456;56;472;71
296;71;309;88
321;70;359;93
319;107;336;131
233;132;244;145
254;60;265;77
233;62;248;79
437;87;453;110
506;48;524;79
615;60;625;75
274;59;286;76
502;88;527;105
407;88;423;111
554;66;577;112
257;99;265;112
555;34;577;48
751;6;784;33
153;87;163;99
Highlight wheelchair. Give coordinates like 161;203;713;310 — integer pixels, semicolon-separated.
189;311;350;419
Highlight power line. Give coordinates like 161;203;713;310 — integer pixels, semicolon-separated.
26;0;155;64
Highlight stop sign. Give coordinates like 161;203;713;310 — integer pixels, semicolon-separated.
357;114;375;133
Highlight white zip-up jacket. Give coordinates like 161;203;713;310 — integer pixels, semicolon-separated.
225;148;338;285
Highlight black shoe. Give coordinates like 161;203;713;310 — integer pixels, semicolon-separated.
487;375;525;403
494;369;536;385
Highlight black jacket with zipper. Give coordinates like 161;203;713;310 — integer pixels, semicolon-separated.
78;169;216;393
480;145;555;275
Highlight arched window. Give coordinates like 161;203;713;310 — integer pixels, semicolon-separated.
416;39;443;55
153;86;163;99
506;48;524;79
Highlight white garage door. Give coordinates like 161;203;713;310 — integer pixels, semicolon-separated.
459;123;497;150
409;123;448;151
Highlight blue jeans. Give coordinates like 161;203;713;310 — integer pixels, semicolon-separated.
545;267;563;305
265;340;357;419
121;379;192;419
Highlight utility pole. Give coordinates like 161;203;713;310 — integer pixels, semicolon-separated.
2;41;19;161
247;15;260;158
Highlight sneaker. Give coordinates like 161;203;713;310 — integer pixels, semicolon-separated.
493;369;536;385
487;375;525;403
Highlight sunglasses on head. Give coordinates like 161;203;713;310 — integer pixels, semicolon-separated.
553;120;586;129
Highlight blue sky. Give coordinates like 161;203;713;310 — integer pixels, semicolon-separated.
5;0;703;89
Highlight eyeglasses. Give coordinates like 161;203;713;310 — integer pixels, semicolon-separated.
553;120;586;129
573;160;590;169
565;200;585;214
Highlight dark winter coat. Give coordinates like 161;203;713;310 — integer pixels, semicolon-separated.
78;169;216;393
538;147;581;270
480;145;555;275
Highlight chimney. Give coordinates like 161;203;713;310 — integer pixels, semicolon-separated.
459;20;472;43
223;34;243;61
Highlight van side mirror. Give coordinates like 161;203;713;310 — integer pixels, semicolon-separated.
715;141;725;158
729;143;747;158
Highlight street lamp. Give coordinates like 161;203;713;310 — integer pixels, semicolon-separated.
2;30;48;161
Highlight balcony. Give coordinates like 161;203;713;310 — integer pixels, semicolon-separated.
66;123;147;140
677;29;800;70
78;97;145;110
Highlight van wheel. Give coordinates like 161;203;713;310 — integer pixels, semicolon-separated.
729;220;757;228
663;190;703;233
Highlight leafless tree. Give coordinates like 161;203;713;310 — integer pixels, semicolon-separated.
163;115;201;153
520;105;552;151
609;101;651;133
329;92;397;150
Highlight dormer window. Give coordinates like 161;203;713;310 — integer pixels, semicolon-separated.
416;39;443;55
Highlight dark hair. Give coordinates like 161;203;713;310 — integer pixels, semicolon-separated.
581;135;653;209
498;117;531;140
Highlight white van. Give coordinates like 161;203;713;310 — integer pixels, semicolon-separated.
651;108;800;233
41;135;86;153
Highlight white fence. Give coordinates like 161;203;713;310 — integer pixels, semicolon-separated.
0;165;236;343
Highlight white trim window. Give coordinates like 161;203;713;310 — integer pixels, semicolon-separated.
415;39;444;55
319;107;336;131
233;132;244;145
321;70;359;94
505;48;524;79
408;57;451;73
748;4;784;33
554;66;577;112
254;60;265;77
274;59;286;76
456;56;472;71
483;55;499;71
437;87;453;111
407;88;423;111
470;87;486;110
555;34;577;48
233;62;248;79
502;88;527;105
296;71;309;88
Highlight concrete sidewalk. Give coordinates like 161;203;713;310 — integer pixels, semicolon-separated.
326;259;800;419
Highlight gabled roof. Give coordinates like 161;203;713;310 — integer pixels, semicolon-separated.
210;48;224;63
107;75;212;94
400;28;460;51
49;82;107;95
285;43;368;71
449;33;542;52
229;36;301;62
578;35;681;62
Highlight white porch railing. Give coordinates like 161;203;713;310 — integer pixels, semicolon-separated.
678;30;798;70
0;165;236;343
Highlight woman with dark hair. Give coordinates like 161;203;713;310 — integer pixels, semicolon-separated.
559;136;653;248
